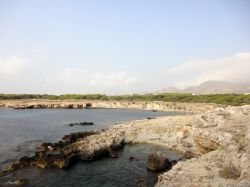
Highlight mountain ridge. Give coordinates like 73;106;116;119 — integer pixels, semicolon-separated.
156;81;250;94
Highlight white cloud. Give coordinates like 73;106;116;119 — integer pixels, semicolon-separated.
0;55;140;94
0;56;27;75
46;67;139;93
165;52;250;88
46;67;82;84
90;71;138;86
2;52;250;94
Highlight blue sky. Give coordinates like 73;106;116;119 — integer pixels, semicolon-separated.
0;0;250;94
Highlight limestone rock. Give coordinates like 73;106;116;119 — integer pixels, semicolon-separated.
146;152;171;171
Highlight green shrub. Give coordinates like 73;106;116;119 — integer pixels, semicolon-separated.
0;93;250;106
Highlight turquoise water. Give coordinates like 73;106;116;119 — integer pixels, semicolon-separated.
0;108;183;186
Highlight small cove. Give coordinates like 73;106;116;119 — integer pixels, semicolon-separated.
0;108;185;186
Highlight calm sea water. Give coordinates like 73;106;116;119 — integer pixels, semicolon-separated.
0;108;183;187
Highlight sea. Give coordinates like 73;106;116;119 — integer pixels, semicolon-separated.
0;108;184;187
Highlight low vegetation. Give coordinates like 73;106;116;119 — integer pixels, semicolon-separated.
0;93;250;106
219;166;241;179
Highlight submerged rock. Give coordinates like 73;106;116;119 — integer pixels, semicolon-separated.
16;178;28;185
5;163;20;173
6;178;28;186
146;152;171;171
129;156;139;161
107;148;119;158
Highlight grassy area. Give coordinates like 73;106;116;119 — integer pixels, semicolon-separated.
0;93;250;106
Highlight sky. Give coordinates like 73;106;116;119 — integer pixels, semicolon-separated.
0;0;250;94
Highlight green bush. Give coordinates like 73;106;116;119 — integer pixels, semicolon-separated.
0;93;250;106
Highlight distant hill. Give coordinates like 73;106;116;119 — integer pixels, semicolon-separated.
158;81;250;95
154;87;181;93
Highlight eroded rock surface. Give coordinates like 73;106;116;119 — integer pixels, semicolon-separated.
155;105;250;187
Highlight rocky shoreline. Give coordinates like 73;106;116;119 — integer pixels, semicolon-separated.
0;99;220;113
0;101;249;186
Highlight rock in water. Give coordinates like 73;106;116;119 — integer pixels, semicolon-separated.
107;148;118;158
85;103;92;108
68;122;94;126
146;152;171;171
16;178;28;185
129;156;139;161
147;117;156;120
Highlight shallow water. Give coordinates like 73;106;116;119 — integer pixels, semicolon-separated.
0;108;184;186
1;144;183;187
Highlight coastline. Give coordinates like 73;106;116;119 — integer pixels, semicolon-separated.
0;99;221;113
0;100;249;186
69;104;249;186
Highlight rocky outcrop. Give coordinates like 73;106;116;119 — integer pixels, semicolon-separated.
155;105;250;187
146;152;171;171
0;128;128;177
63;130;126;161
0;131;98;176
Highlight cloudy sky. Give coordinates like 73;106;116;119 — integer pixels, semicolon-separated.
0;0;250;94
